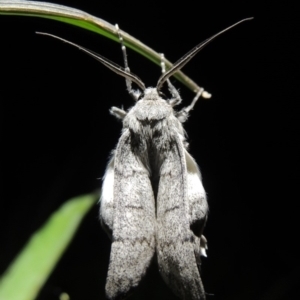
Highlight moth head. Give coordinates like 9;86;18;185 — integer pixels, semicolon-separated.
142;88;161;101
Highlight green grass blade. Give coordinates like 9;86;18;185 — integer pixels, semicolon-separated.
0;193;98;300
0;0;210;97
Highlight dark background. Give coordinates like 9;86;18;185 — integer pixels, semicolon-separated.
1;1;298;299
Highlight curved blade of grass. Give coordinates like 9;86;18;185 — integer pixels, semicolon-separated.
0;193;98;300
0;0;210;97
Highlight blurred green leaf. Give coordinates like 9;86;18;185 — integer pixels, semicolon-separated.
0;193;98;300
0;0;209;96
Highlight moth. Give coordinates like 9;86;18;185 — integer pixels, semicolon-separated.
99;19;252;300
38;17;251;300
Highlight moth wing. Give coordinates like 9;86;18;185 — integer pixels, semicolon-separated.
100;154;115;238
156;132;207;300
105;129;156;299
185;150;208;261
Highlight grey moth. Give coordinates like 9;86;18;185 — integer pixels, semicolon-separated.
100;19;251;300
38;17;252;300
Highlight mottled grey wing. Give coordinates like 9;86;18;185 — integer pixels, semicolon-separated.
156;131;207;300
105;129;156;299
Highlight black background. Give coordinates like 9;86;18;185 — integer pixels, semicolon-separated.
1;1;299;299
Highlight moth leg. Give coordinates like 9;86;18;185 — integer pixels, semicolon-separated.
176;88;203;123
116;24;141;101
200;234;208;258
160;53;182;107
110;106;127;120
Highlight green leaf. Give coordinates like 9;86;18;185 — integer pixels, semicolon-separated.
0;193;98;300
0;0;210;97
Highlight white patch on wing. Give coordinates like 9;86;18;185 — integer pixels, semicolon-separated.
185;150;206;206
100;156;115;231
